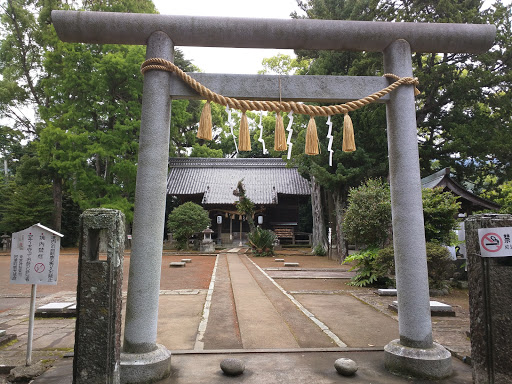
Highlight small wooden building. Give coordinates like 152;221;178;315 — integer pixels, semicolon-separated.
166;158;311;244
421;168;500;215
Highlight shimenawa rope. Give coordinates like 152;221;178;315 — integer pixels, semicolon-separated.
140;57;420;154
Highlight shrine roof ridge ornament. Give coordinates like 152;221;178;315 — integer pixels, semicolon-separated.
52;11;495;54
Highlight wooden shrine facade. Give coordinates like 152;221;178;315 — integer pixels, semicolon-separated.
166;158;311;244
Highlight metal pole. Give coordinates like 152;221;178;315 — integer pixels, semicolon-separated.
26;284;37;366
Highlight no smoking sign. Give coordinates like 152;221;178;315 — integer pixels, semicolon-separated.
478;227;512;257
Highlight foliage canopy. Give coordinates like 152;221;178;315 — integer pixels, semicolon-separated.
167;202;211;249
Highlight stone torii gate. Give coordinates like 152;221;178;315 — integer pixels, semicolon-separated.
52;10;495;383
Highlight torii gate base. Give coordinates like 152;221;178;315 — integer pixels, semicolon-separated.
52;10;494;383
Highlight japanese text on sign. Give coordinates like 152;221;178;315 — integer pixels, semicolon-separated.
478;227;512;258
10;224;63;285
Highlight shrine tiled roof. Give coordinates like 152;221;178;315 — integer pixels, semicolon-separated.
167;158;310;205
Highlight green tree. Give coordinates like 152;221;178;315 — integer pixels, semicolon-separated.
258;53;311;75
343;181;460;248
289;0;388;261
343;179;392;248
422;187;461;244
374;0;512;189
234;180;255;231
190;143;223;158
167;201;211;249
288;0;512;260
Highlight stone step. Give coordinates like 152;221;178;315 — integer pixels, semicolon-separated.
284;262;299;267
35;302;76;317
389;300;455;317
169;262;186;268
377;289;397;296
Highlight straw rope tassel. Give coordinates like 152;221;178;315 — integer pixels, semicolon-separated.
197;101;213;140
274;113;287;151
238;112;251;151
342;113;356;152
305;116;319;155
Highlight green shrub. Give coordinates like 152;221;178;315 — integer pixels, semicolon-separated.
373;243;455;290
343;179;392;248
313;244;327;256
343;248;394;287
422;187;460;244
248;227;276;257
167;202;211;249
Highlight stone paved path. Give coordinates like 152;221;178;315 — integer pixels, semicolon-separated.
0;248;472;383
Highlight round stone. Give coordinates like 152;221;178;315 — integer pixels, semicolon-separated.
334;358;358;376
220;358;245;376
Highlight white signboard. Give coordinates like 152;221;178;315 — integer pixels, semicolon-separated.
478;227;512;258
10;224;63;285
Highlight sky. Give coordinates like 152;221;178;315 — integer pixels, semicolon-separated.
152;0;304;74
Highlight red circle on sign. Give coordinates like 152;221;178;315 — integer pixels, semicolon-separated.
480;233;503;253
34;263;45;273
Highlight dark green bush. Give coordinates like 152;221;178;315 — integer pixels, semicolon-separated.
248;227;276;257
422;187;460;244
343;179;392;248
375;243;455;290
343;248;394;287
167;202;211;249
313;244;327;256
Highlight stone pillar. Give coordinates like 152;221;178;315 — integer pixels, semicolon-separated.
465;214;512;384
120;31;173;383
383;39;452;379
73;208;125;384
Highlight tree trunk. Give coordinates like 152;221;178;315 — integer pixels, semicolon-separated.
52;177;63;232
332;189;348;262
311;175;328;253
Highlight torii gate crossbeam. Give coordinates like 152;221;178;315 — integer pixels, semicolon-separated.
52;10;495;384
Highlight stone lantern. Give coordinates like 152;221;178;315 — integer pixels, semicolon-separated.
1;234;11;252
200;226;215;253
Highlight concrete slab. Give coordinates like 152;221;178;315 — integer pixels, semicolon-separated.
266;270;355;279
227;254;299;349
389;300;456;317
274;259;284;262
36;303;74;312
295;294;399;347
202;254;242;350
157;293;207;350
35;303;76;317
170;262;186;267
181;259;192;263
377;289;397;296
284;262;299;267
240;257;338;349
31;350;472;384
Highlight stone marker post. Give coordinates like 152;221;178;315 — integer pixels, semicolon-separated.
73;208;125;384
465;214;512;384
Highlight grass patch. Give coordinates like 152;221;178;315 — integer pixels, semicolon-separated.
0;339;19;349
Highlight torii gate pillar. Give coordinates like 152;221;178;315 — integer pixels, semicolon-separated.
383;39;451;378
120;31;173;383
